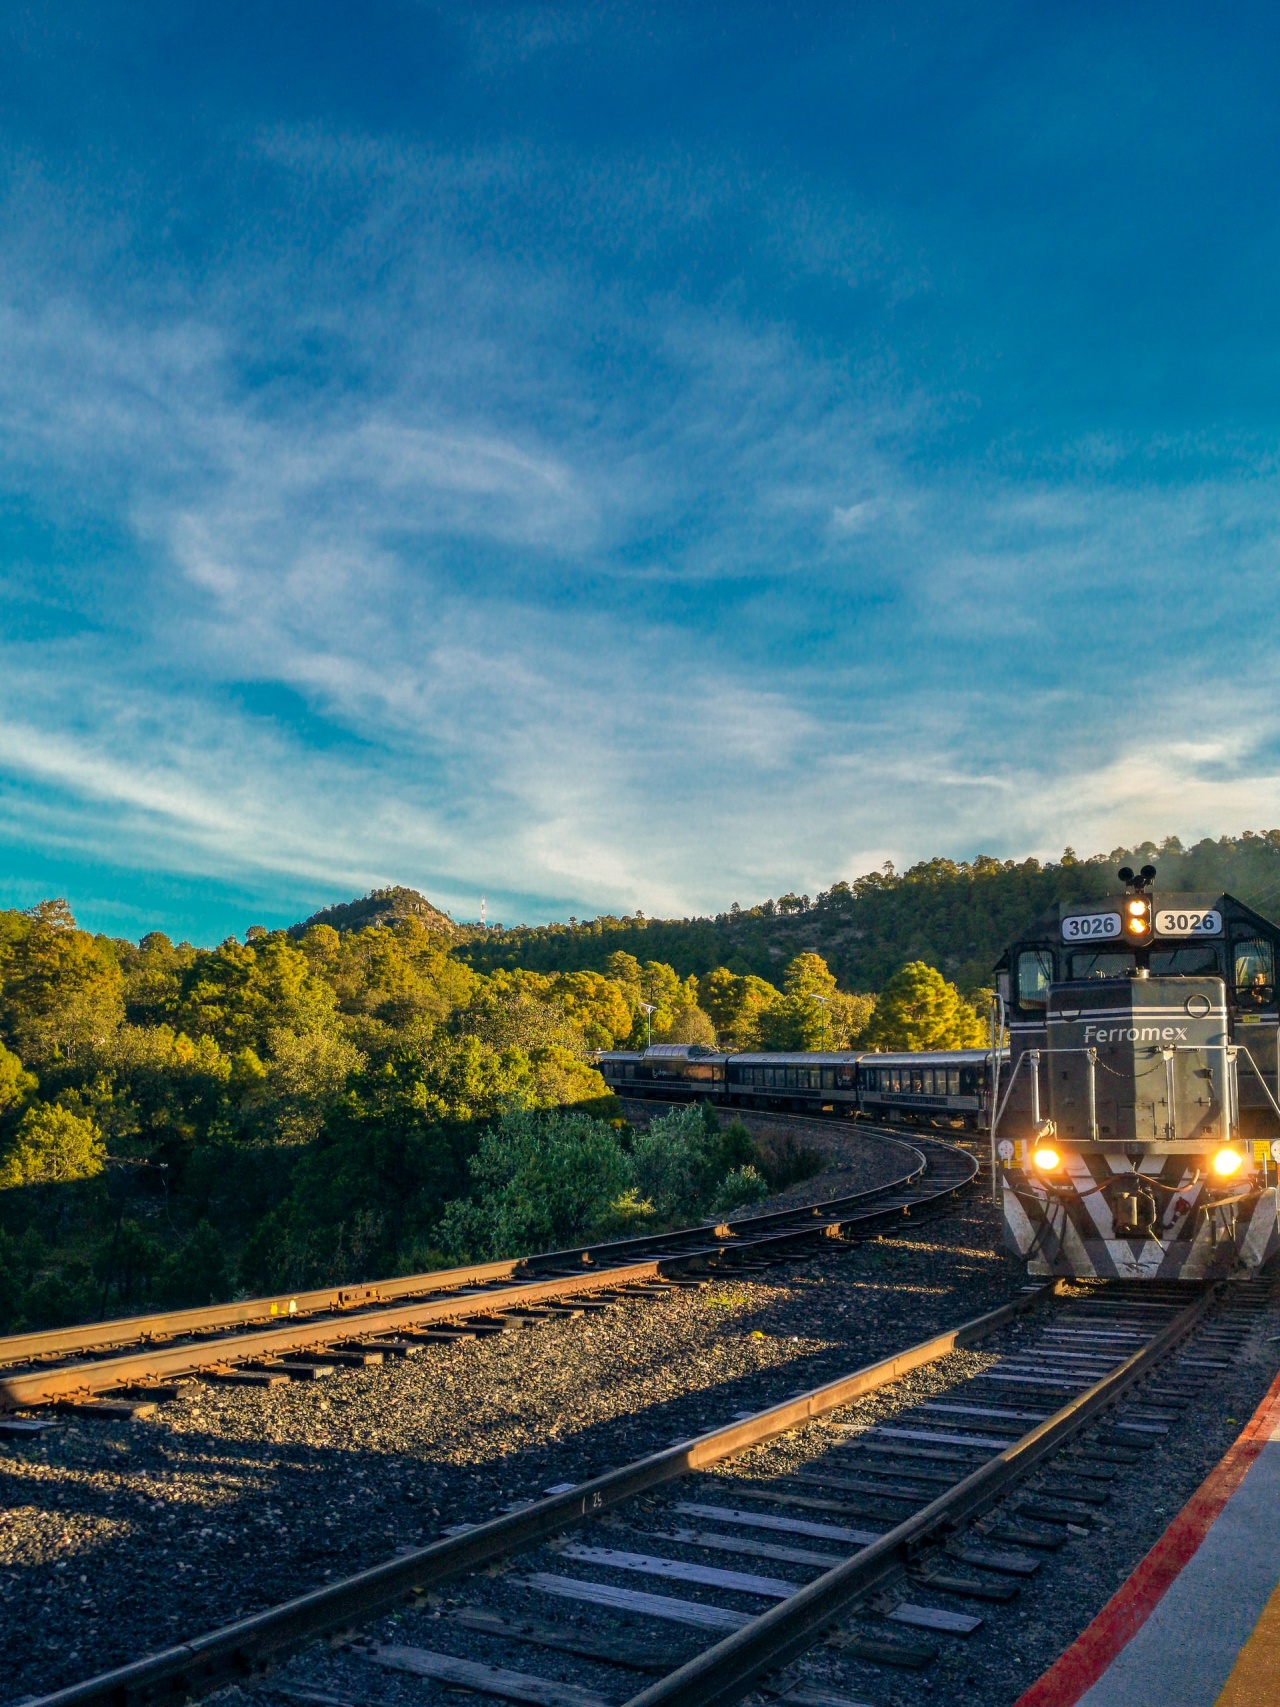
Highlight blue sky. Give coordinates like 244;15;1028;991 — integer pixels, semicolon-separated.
3;3;1280;942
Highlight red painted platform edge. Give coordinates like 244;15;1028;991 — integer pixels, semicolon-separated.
1012;1359;1280;1707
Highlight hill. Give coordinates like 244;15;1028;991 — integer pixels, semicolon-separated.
455;832;1280;994
291;885;458;938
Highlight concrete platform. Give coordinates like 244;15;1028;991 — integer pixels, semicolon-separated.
1016;1366;1280;1707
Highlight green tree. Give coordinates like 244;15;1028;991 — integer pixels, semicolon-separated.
301;918;477;1046
699;968;781;1049
176;935;338;1054
257;1027;366;1144
0;900;124;1067
0;1102;107;1187
758;953;839;1050
98;1024;232;1155
159;1220;232;1307
454;970;586;1056
859;962;987;1051
0;1042;36;1115
118;932;193;1028
549;971;634;1049
662;1004;718;1046
604;950;642;1002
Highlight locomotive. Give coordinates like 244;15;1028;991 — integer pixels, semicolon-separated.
993;868;1280;1280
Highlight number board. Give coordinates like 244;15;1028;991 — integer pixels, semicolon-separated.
1062;912;1121;942
1154;908;1222;937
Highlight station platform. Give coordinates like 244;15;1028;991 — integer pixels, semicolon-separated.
1016;1364;1280;1707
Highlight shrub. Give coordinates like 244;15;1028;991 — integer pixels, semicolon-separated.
752;1130;823;1191
438;1109;631;1260
629;1104;759;1223
710;1165;770;1217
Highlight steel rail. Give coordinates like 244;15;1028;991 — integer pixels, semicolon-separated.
0;1131;931;1372
20;1281;1059;1707
0;1126;969;1406
621;1284;1217;1707
0;1154;973;1410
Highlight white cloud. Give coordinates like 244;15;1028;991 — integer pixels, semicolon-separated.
3;130;1280;934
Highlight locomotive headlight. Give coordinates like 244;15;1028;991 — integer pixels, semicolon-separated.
1212;1148;1244;1178
1126;898;1150;935
1032;1145;1062;1171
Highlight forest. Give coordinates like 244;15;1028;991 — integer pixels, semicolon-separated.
461;832;1280;992
2;827;1275;1332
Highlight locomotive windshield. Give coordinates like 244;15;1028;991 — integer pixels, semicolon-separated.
1070;950;1135;980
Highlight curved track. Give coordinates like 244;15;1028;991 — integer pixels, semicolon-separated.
0;1123;978;1412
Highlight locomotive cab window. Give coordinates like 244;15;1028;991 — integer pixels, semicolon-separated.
1069;950;1136;981
1150;945;1221;977
1234;938;1275;1007
1017;950;1054;1009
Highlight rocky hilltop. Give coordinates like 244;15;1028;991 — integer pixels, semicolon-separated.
291;885;457;937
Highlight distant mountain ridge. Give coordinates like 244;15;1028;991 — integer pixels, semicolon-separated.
290;832;1280;996
292;885;458;938
452;832;1280;994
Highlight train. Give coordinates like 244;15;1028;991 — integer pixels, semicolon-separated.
597;868;1280;1281
595;1041;1001;1128
993;869;1280;1281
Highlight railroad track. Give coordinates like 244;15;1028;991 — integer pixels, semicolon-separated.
0;1125;977;1416
23;1273;1274;1707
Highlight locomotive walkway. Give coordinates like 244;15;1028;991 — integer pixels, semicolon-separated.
1016;1356;1280;1707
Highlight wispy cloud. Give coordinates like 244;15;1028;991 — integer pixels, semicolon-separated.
1;71;1280;939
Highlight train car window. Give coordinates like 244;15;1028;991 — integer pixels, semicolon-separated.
1017;950;1054;1008
947;1069;960;1095
821;1067;835;1089
920;1069;933;1094
909;1069;922;1093
1150;946;1221;976
1234;938;1275;1007
960;1067;976;1093
1069;950;1136;980
786;1068;798;1088
624;1064;635;1079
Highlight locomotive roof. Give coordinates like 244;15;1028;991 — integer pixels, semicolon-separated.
993;889;1280;969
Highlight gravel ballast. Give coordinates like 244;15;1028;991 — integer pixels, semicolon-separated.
4;1124;1278;1707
